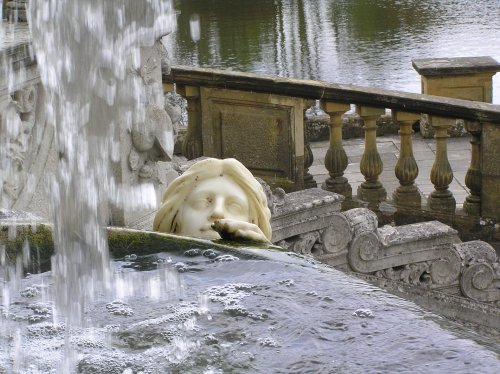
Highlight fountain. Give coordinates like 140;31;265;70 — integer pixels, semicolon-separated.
1;0;500;373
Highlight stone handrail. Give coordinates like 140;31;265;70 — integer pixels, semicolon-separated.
166;65;500;122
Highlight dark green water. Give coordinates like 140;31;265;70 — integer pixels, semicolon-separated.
166;0;500;103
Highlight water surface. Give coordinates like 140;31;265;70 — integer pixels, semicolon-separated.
166;0;500;103
2;249;500;373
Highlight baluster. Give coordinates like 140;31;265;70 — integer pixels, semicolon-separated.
357;106;387;203
463;121;482;216
428;117;455;213
303;100;317;189
177;85;203;160
321;101;351;197
392;111;421;207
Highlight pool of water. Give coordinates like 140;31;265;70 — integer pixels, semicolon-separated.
2;247;500;373
166;0;500;103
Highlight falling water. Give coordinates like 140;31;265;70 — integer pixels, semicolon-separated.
2;0;176;371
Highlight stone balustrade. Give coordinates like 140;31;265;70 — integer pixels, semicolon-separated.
164;63;500;234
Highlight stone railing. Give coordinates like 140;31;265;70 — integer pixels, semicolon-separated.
164;64;500;236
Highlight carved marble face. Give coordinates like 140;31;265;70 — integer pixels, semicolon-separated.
178;175;251;240
153;157;273;241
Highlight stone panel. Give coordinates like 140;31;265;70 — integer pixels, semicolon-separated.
200;87;305;191
219;103;291;177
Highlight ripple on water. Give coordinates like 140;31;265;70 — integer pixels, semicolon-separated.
2;252;500;373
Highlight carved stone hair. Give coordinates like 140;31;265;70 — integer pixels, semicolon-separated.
153;158;272;240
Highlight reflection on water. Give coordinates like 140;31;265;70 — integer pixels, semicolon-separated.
167;0;500;102
2;249;500;373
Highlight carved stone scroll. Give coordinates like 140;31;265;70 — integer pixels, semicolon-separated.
342;208;378;237
460;263;500;302
348;221;461;287
317;208;378;267
458;240;500;302
321;213;352;254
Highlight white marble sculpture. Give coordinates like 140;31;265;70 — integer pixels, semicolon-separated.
153;158;272;242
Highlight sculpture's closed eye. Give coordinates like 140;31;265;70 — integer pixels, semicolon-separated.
190;195;213;209
226;200;244;214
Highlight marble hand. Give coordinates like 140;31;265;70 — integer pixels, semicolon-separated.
212;219;271;243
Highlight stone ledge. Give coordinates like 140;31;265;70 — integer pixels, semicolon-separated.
356;271;500;330
412;56;500;76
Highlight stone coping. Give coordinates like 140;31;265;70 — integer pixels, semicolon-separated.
168;65;500;123
412;56;500;76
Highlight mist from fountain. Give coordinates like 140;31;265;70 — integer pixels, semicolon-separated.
1;0;177;371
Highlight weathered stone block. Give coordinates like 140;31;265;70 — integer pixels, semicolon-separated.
271;188;343;243
200;87;306;191
348;220;462;288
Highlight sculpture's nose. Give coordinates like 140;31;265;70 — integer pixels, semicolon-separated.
209;198;225;220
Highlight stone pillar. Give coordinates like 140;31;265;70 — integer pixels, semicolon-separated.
463;121;482;216
481;122;500;220
356;105;387;203
321;101;351;197
178;85;203;160
428;117;455;213
303;101;317;189
392;111;421;207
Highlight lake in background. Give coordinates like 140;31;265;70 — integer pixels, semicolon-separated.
165;0;500;103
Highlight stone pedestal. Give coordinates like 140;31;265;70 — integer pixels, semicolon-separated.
412;56;500;137
412;56;500;103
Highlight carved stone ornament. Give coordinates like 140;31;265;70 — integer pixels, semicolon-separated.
290;231;322;256
348;221;461;287
321;213;351;254
458;240;500;302
460;262;500;302
129;103;173;181
1;84;52;210
127;39;174;182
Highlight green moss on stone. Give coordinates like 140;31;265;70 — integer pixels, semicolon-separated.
0;224;284;271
